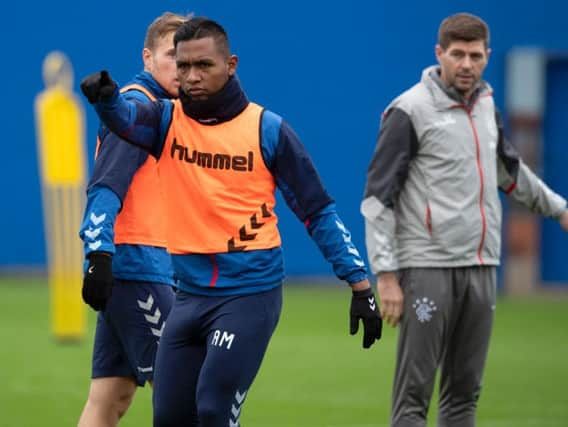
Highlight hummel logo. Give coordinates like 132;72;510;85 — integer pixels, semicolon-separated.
151;323;165;337
368;297;376;311
88;266;95;274
231;404;241;419
229;389;247;427
137;294;154;311
235;390;247;404
90;212;106;226
84;227;102;240
144;308;161;325
88;240;102;251
335;220;348;234
347;247;360;256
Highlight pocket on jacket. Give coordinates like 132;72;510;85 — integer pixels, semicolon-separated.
428;203;476;253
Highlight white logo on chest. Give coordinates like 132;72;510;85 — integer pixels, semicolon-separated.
412;297;437;323
433;114;456;127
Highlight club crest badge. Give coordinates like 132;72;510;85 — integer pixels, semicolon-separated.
412;297;437;323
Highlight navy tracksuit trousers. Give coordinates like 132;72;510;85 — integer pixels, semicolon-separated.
153;286;282;427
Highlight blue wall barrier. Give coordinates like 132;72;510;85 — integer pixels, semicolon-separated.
3;0;568;278
541;58;568;284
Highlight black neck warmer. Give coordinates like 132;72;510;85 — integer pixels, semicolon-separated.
179;75;249;125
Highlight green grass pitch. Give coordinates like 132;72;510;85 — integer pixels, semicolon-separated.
1;277;567;426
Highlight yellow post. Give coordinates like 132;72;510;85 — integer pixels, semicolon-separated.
34;51;87;341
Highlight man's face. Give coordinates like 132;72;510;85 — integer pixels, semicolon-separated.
175;37;237;101
143;31;179;97
435;40;490;99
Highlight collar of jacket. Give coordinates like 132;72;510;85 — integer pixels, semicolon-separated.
131;71;175;99
179;75;249;125
421;65;492;110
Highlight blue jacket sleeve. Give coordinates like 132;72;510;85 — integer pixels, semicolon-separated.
79;185;121;257
94;86;173;159
307;204;368;283
88;89;158;200
260;110;368;284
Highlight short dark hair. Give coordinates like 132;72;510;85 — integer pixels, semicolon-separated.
174;17;230;57
144;12;187;50
438;13;490;50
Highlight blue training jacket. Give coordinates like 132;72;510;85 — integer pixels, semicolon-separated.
79;71;174;285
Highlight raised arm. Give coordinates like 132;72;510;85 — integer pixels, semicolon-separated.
495;110;567;221
81;71;172;158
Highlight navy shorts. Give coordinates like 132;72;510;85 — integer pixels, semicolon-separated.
153;285;282;427
92;279;174;386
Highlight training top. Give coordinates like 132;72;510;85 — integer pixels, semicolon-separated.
92;75;368;295
362;65;566;274
79;71;174;285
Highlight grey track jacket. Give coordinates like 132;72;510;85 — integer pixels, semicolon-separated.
362;66;566;274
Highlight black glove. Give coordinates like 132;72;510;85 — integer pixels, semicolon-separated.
350;287;382;349
82;252;113;311
80;70;117;104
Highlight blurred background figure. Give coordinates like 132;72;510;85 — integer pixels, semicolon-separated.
35;50;87;342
